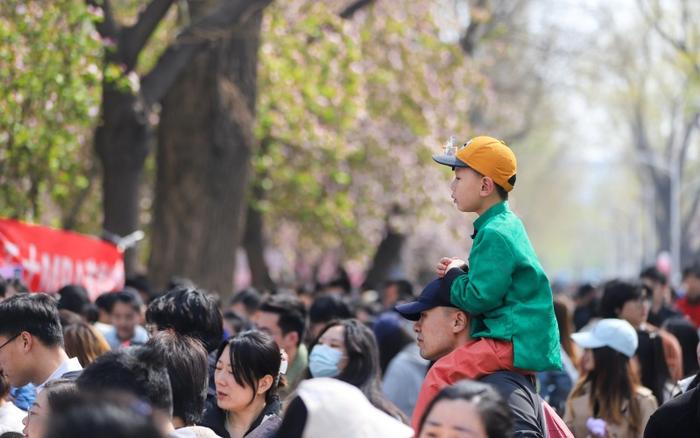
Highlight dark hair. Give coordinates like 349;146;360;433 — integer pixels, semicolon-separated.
258;295;306;347
576;283;596;299
495;184;509;201
568;346;642;434
77;348;173;416
0;293;63;346
309;294;351;325
599;280;645;318
146;286;223;352
419;380;513;438
112;290;143;313
636;330;670;405
125;274;151;296
373;312;413;373
0;432;24;438
95;293;118;313
640;266;667;286
0;277;6;298
57;284;90;316
663;317;700;377
46;391;165;438
59;309;83;328
43;378;79;412
383;279;414;301
229;288;262;315
223;310;253;336
145;332;208;425
315;319;404;421
63;321;111;367
683;263;700;279
216;330;281;405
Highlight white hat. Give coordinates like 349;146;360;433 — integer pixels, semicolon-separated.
571;318;638;358
295;378;414;438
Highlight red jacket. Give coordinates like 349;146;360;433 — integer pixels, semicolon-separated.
676;297;700;327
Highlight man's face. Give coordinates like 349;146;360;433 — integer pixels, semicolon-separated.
0;332;30;387
382;284;399;308
413;307;462;361
450;167;486;213
255;311;295;354
111;301;138;342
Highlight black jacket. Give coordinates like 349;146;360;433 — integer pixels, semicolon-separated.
200;398;282;438
644;385;700;438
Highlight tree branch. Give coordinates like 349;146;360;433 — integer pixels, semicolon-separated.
339;0;376;19
120;0;175;70
459;0;490;56
86;0;119;39
140;0;272;108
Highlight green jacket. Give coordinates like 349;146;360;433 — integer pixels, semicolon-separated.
445;201;561;371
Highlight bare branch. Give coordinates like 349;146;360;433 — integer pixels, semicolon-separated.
120;0;175;70
339;0;376;19
86;0;119;38
140;0;272;108
459;0;489;56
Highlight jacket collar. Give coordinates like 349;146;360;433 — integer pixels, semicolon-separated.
472;201;509;239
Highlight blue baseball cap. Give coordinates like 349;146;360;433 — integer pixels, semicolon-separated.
394;278;456;321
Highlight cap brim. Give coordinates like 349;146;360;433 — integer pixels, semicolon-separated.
571;332;605;350
432;154;469;168
394;300;432;321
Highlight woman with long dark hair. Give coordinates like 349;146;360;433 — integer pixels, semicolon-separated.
308;319;406;422
202;331;283;438
564;319;657;437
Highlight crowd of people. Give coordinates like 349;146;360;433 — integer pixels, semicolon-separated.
1;136;699;438
1;262;699;437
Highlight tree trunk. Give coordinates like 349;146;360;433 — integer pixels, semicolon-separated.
362;219;406;290
243;200;275;293
95;88;150;275
148;10;263;299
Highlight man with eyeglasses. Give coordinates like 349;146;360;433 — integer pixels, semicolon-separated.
0;294;82;393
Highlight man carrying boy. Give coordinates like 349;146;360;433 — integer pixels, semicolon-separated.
429;136;561;406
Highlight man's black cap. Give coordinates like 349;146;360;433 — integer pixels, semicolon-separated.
394;278;456;321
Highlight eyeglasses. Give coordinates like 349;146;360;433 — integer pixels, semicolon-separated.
0;333;20;351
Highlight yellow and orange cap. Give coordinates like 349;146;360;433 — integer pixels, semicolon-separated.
432;135;517;192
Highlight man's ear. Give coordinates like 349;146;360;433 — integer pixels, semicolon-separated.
19;331;33;353
452;311;469;333
257;374;274;394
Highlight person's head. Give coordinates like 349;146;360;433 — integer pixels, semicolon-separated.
0;278;28;300
308;294;352;340
23;378;77;438
77;348;173;418
146;285;223;353
229;288;262;319
95;292;118;324
575;283;597;305
110;290;144;342
214;330;281;414
45;391;165;438
682;264;700;300
419;380;513;438
640;266;671;307
125;274;152;305
599;280;648;327
145;332;208;427
395;279;470;361
56;284;90;318
381;279;414;309
255;295;306;358
569;318;643;433
433;136;516;213
63;321;111;367
662;317;700;377
373;312;414;374
223;310;253;338
58;309;83;328
0;293;64;387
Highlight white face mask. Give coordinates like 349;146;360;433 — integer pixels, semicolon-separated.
309;344;343;378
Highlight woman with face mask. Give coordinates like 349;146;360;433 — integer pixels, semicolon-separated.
308;319;406;423
202;330;283;438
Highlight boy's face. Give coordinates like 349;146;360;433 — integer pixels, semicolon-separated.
450;167;487;213
111;301;138;341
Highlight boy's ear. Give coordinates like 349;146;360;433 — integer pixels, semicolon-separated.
480;176;496;196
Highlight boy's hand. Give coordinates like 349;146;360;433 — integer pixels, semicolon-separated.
436;257;467;277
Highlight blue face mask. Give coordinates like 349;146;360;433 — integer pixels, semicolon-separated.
309;344;343;378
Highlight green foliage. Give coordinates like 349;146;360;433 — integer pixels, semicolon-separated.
0;0;102;223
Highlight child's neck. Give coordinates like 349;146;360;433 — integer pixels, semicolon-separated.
475;197;503;216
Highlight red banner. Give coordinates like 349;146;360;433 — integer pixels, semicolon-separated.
0;219;124;300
